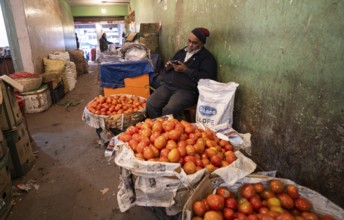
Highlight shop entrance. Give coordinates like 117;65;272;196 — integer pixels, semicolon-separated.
0;4;15;75
74;21;125;61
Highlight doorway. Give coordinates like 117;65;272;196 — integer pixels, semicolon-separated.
0;4;15;75
74;21;125;61
0;5;9;48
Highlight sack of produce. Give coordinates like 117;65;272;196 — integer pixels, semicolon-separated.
196;79;239;127
47;52;76;91
48;51;70;63
65;61;77;91
68;50;85;76
43;58;65;73
41;71;63;89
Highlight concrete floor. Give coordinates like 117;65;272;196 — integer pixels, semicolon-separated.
5;63;161;220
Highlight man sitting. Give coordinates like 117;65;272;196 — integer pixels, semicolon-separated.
146;27;217;119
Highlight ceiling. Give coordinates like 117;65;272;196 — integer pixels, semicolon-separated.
66;0;131;6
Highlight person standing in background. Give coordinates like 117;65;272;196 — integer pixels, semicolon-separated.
75;33;80;49
99;33;113;52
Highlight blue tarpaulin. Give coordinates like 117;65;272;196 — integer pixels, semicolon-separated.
100;60;154;88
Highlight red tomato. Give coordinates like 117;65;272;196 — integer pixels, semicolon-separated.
193;200;207;217
206;194;225;211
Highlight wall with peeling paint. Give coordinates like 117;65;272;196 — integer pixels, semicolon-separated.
132;0;344;207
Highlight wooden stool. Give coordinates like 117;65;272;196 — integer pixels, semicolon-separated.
183;105;197;123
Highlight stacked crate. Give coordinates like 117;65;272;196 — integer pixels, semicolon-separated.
139;23;160;54
0;130;12;220
0;80;23;131
0;79;34;179
47;81;65;104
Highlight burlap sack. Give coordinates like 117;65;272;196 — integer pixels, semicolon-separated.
61;72;69;93
83;59;88;74
68;50;85;76
41;71;63;89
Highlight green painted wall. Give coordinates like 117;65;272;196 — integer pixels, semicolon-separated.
132;0;344;207
71;5;128;17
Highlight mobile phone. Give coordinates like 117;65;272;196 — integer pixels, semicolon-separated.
171;60;180;65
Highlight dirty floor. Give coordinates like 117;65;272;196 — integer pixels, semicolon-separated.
6;63;160;220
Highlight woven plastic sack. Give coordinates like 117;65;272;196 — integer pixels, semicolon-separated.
48;51;70;62
43;58;65;73
196;79;239;127
65;61;77;91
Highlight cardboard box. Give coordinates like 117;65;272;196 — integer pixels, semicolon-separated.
126;32;139;42
0;131;8;160
139;23;160;53
0;153;12;220
140;23;160;33
0;141;7;160
48;82;65;104
20;84;52;113
139;33;159;53
182;174;344;220
0;182;12;219
103;74;150;98
182;174;212;220
0;153;11;193
0;75;23;92
4;120;34;178
0;80;24;131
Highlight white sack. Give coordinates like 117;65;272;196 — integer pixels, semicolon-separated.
49;51;70;62
196;79;239;127
124;47;148;61
64;61;77;91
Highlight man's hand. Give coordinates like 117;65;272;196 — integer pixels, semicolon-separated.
165;60;173;68
171;61;187;73
165;60;188;72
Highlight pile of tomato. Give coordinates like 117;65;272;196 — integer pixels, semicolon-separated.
191;179;335;220
118;117;237;175
86;95;146;116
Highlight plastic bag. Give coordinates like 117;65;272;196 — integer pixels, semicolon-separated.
196;79;239;127
125;47;148;61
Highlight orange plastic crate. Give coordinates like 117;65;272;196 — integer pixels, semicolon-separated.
103;73;150;98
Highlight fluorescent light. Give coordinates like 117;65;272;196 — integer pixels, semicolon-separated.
101;8;107;14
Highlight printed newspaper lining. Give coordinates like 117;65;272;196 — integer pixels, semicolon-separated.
114;143;257;213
